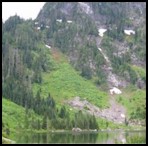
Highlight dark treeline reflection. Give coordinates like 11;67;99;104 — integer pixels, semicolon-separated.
15;130;146;144
16;132;99;144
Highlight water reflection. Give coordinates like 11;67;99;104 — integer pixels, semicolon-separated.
15;130;146;144
42;132;98;144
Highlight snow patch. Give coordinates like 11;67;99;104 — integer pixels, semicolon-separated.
124;30;135;35
56;19;62;23
46;25;50;28
45;44;51;49
37;27;40;30
110;87;122;95
34;22;38;25
120;114;125;118
98;28;107;37
67;20;72;23
97;47;121;87
98;48;110;63
98;48;102;52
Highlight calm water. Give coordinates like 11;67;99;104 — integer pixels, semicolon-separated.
15;130;146;144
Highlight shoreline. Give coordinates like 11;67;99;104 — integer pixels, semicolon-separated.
2;137;16;144
16;126;146;134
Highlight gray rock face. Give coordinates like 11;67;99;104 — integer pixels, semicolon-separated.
37;2;145;89
136;78;145;89
78;2;93;15
68;96;126;124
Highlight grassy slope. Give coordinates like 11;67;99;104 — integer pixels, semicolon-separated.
33;59;109;109
130;65;146;80
2;98;42;139
3;42;145;141
33;45;146;125
2;98;27;130
115;86;146;118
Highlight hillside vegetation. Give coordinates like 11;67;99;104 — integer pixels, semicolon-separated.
33;62;109;108
2;98;42;140
115;86;146;121
2;2;146;142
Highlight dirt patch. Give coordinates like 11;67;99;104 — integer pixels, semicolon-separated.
51;48;62;62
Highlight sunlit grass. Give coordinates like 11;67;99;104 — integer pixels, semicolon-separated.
2;98;42;140
130;65;146;81
115;86;146;118
33;62;109;109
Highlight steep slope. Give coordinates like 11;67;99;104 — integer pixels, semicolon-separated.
2;3;146;139
67;95;126;124
2;15;111;134
115;86;146;126
32;47;109;108
36;2;146;89
2;98;42;140
35;2;146;125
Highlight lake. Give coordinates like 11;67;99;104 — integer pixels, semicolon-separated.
14;130;146;144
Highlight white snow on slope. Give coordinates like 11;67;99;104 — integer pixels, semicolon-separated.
110;87;122;95
98;48;110;63
98;28;107;37
46;25;49;28
45;44;51;49
120;113;125;118
37;27;40;30
56;19;62;23
34;21;38;25
67;20;72;23
124;30;135;35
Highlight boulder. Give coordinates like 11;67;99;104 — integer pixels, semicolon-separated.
72;127;82;132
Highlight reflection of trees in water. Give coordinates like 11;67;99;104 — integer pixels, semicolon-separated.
97;132;109;142
97;132;116;144
16;132;114;143
126;131;146;144
45;132;98;143
16;131;108;143
115;131;146;144
126;135;145;144
15;130;146;144
41;133;47;143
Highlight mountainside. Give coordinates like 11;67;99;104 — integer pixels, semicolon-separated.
2;2;146;142
37;2;146;89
